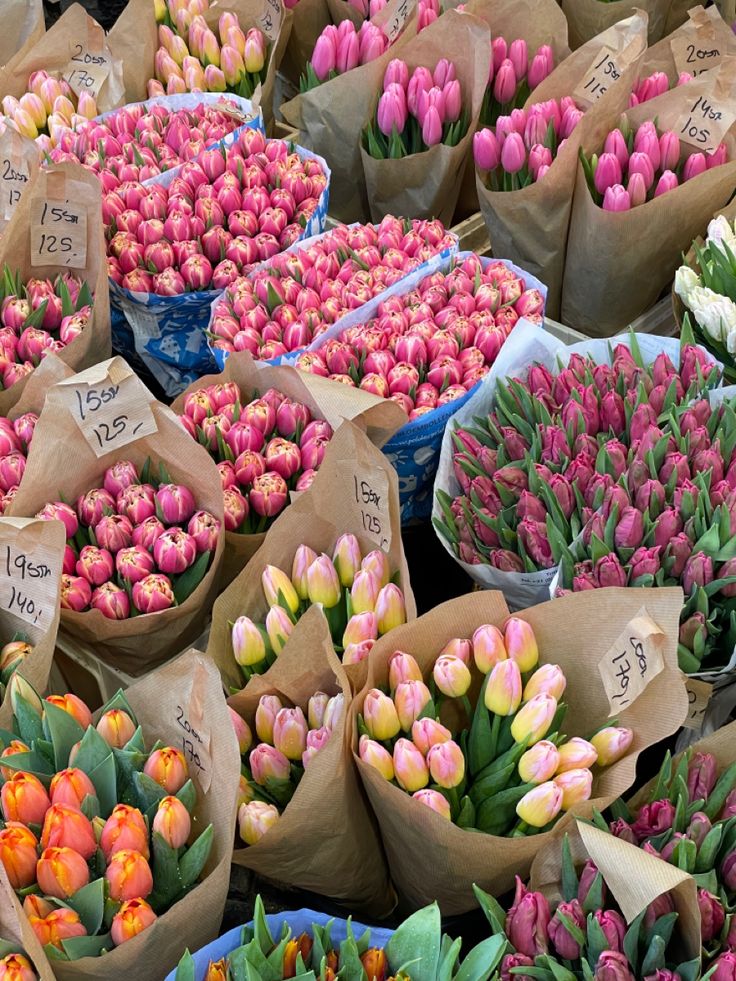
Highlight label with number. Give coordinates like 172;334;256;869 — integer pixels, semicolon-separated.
59;359;157;457
677;92;736;154
30;197;87;270
0;154;30;222
345;467;392;551
62;40;112;99
682;677;712;731
376;0;412;44
0;530;62;635
174;663;212;792
258;0;281;42
671;35;722;78
598;609;665;715
573;46;623;107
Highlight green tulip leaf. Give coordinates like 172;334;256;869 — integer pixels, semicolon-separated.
437;934;461;981
179;823;214;891
176;778;197;814
454;935;506;981
99;688;138;725
60;932;113;960
174;950;196;981
173;549;212;605
386;903;441;981
14;693;44;746
42;700;85;771
0;748;54;782
64;878;106;935
148;830;184;912
88;752;119;818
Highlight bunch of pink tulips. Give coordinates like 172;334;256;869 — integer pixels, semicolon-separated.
208;216;456;361
0;411;37;516
0;71;97;154
629;69;693;107
300;21;388;91
479;36;555;126
105;129;328;296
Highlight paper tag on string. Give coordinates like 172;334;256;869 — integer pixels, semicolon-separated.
682;677;712;730
573;46;625;107
58;358;157;457
676;90;736;154
175;660;212;792
62;38;112;99
0;524;62;636
598;609;665;715
257;0;281;42
375;0;413;44
0;131;33;223
343;466;392;551
30;197;87;270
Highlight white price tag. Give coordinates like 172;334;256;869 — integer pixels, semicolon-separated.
30;197;87;270
677;93;736;154
598;608;665;715
175;662;212;792
346;467;392;551
573;46;623;106
62;40;112;99
0;529;61;635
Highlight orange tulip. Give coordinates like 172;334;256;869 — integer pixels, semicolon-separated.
96;709;137;748
49;768;96;809
0;740;29;781
1;772;51;826
204;961;229;981
152;796;191;849
41;804;97;860
110;898;157;946
36;846;90;898
105;848;154;902
28;908;86;950
23;895;53;919
283;933;313;978
361;949;388;981
143;747;188;794
45;693;92;730
0;951;37;981
0;823;38;889
100;804;150;862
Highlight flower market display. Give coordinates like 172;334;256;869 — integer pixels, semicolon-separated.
5;0;736;977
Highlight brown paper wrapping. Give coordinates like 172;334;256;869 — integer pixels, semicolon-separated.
279;0;332;86
476;12;647;318
561;59;736;336
108;0;291;130
0;3;125;113
1;650;240;981
206;417;416;694
228;605;394;915
530;820;700;960
634;5;736;85
280;9;418;222
0;162;111;416
172;351;405;586
452;0;571;221
359;11;490;226
0;864;56;981
349;587;687;913
6;359;225;676
0;0;45;72
0;517;65;730
562;0;673;50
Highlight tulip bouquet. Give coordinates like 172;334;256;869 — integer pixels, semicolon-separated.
50;100;254;182
473;843;701;981
0;268;94;393
178;381;333;531
363;58;469;159
208;216;456;364
629;68;693;107
0;636;33;707
233;687;345;846
0;72;97;154
479;37;556;126
581;119;730;212
435;328;720;579
299;21;388;91
149;7;269;101
296;252;545;419
34;457;220;620
0;944;38;981
358;617;633;835
105;129;329;296
474;96;585;192
230;534;407;676
0;680;214;960
675;213;736;383
0;411;37;515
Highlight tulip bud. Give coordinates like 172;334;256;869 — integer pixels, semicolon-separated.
554;768;593;809
273;706;309;761
238;800;279;844
333;533;362;587
363;689;401;740
511;693;557;745
359;734;394;780
106;848;154;902
291;545;318;601
266;605;294;654
523;663;567;702
1;771;51;826
393;737;429;792
504;618;538;672
100;804;149;862
153;796;191;848
0;952;36;981
37;846;90;898
394;680;432;731
375;583;406;634
506;877;551;957
111;898;157;947
590;727;633;766
518;740;559;784
556;737;598;772
548;899;585;960
96;709;137;748
687;752;717;802
306;553;341;608
262;565;300;616
0;823;38;889
516;780;563;827
44;692;92;729
229;707;252;755
388;651;423;690
472;623;507;673
232;616;266;667
41;803;97;859
485;659;522;715
143;746;188;793
427;739;465;788
433;654;471;698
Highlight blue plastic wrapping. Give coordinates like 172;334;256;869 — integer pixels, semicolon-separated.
110;141;330;397
163;909;394;981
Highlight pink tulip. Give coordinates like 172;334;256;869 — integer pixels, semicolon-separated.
602;185;631;212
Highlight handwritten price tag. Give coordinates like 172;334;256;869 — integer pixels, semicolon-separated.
671;35;722;77
62;40;112;99
598;609;665;715
59;359;157;457
0;155;30;222
0;528;61;636
258;0;281;42
30;197;87;270
377;0;411;44
682;677;712;731
345;467;391;551
677;92;736;154
573;46;623;107
175;661;212;792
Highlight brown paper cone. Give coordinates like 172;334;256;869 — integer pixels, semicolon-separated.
228;605;394;915
0;3;125;112
562;0;673;50
530;820;700;959
206;418;416;694
0;0;44;72
172;351;405;586
476;13;647;318
359;11;490;226
3;650;240;981
0;864;56;981
350;587;687;914
452;0;571;221
0;162;111;416
633;5;736;85
561;60;736;336
279;0;332;86
0;517;66;730
6;359;225;675
280;6;418;222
